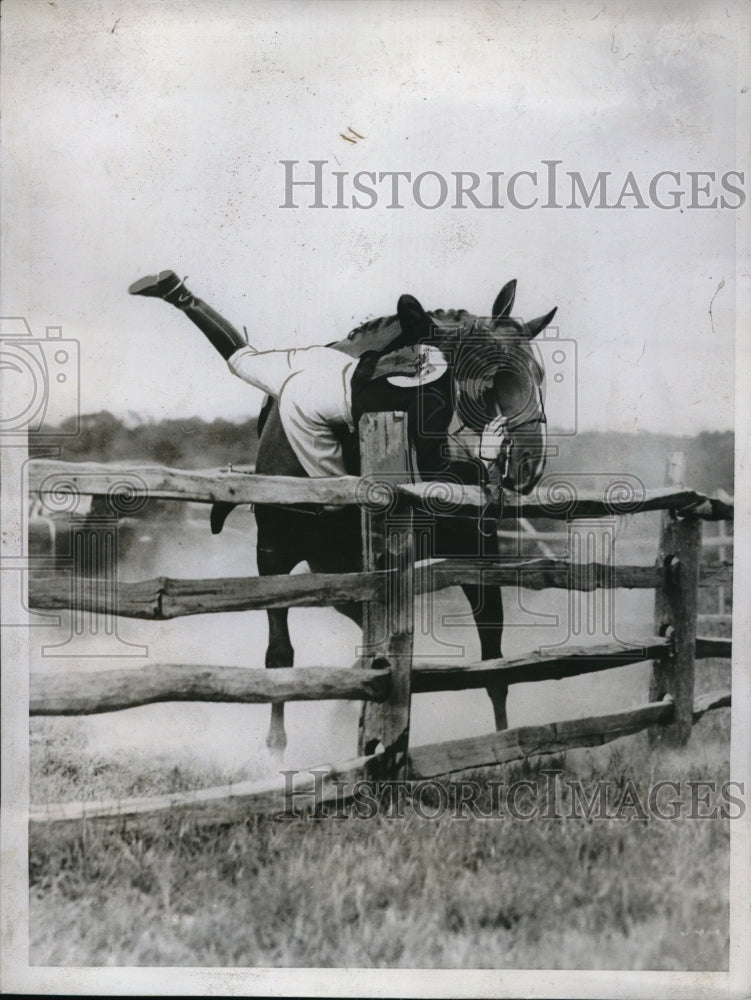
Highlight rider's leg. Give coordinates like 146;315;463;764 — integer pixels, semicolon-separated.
128;270;247;360
129;277;354;478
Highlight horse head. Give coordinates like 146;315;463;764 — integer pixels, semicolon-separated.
396;281;556;494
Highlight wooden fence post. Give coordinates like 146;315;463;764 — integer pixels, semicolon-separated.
357;412;414;776
649;452;702;745
716;490;729;615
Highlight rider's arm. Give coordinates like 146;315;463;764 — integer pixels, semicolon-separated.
478;415;508;469
441;416;508;488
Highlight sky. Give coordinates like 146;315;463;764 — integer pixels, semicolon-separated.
1;0;747;435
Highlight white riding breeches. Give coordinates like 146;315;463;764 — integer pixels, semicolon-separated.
227;345;357;477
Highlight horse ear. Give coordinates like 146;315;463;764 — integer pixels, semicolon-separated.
525;307;557;339
492;279;517;318
397;294;431;340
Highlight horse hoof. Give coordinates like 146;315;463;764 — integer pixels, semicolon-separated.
266;731;288;758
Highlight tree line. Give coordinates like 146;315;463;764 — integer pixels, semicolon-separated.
32;412;734;495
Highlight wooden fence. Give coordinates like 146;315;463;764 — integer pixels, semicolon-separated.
26;414;733;826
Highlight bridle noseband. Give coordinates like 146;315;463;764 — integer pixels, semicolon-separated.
494;385;548;481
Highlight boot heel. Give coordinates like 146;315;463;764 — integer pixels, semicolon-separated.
128;270;181;297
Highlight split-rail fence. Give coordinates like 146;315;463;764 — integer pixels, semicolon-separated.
26;413;733;826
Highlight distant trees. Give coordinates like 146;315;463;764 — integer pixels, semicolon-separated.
30;411;260;469
547;430;734;495
690;431;735;494
31;415;734;495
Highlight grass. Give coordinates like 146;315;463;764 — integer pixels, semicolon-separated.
29;654;732;969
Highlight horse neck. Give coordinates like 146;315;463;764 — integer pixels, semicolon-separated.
427;318;480;371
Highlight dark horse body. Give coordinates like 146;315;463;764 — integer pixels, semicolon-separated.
252;281;555;752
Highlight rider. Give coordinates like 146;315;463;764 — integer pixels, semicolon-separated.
128;269;508;482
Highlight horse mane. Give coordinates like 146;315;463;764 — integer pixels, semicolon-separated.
328;308;476;359
347;307;474;337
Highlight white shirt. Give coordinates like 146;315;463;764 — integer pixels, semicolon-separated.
227;345;358;477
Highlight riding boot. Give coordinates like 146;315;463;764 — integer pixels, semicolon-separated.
128;270;247;361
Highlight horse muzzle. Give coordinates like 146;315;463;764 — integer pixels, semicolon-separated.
498;426;547;495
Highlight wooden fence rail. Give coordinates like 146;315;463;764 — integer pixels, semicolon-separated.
26;429;733;824
28;458;733;520
26;559;733;619
30;664;392;716
30;635;731;717
29;689;732;829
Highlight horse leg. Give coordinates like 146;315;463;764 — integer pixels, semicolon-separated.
433;510;509;730
332;602;363;629
451;513;508;730
257;544;297;755
460;578;508;730
308;507;364;636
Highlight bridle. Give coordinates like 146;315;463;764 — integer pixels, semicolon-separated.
451;354;547;481
493;384;548;481
447;338;547;533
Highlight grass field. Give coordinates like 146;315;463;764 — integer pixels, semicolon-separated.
29;647;732;970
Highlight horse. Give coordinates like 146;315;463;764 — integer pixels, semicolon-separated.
247;280;555;753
